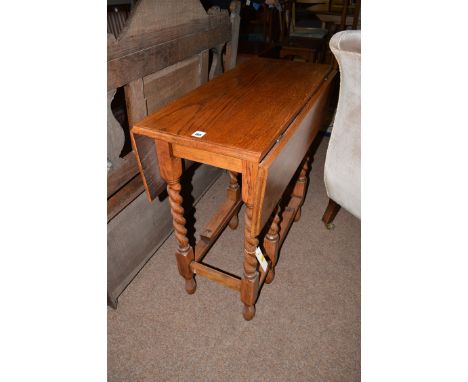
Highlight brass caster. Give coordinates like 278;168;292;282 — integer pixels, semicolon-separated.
185;278;197;294
326;222;335;230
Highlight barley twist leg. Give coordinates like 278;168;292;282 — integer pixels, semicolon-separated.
227;171;241;229
167;179;196;294
241;203;259;320
264;205;281;284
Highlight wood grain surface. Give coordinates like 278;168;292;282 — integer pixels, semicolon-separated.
132;57;332;162
255;71;335;232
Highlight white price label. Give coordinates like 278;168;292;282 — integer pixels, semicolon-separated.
191;130;206;138
255;247;268;272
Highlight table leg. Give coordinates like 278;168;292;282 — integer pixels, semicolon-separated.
293;154;311;222
227;171;241;230
241;202;259;321
264;204;281;284
167;179;197;294
155;140;196;295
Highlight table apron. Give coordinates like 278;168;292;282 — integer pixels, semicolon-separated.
172;143;243;173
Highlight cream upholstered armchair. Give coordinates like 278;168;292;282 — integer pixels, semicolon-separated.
322;30;361;227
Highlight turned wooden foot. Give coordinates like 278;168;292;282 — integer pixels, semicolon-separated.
242;304;256;321
228;213;239;230
265;267;275;284
322;198;341;228
185;277;197;294
227;170;241;230
294;207;301;222
167;178;196;294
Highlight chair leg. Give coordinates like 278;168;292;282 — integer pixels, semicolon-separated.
322;198;341;230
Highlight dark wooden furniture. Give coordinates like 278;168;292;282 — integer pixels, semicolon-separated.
131;57;336;320
279;0;360;63
107;0;240;307
322;198;341;228
279;39;321;62
312;0;361;30
278;0;328;63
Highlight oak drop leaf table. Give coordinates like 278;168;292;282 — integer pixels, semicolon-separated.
130;57;336;320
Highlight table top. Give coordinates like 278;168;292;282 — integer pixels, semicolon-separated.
132;57;332;163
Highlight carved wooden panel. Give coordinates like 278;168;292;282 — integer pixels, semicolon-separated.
107;0;232;91
144;55;204;114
